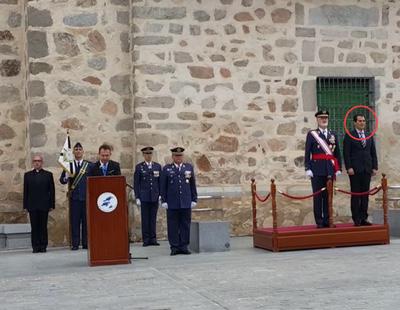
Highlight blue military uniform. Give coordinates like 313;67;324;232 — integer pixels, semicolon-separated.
304;111;341;227
133;153;162;246
60;158;92;249
160;147;197;255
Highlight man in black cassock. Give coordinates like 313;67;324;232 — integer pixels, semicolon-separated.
23;154;55;253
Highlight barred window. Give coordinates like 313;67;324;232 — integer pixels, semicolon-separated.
316;77;375;141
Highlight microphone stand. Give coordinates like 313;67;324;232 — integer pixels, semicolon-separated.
126;183;149;260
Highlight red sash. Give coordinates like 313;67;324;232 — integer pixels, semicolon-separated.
312;154;340;173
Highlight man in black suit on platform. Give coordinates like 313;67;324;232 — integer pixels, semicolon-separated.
23;155;55;253
343;114;378;226
90;144;121;176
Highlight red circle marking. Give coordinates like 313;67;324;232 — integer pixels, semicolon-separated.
343;105;378;141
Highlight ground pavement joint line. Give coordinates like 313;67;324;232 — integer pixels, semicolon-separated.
150;267;230;310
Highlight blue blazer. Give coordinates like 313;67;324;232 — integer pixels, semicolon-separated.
160;163;197;209
133;162;162;203
304;129;342;177
60;160;92;201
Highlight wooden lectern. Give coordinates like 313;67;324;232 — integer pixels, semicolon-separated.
86;175;130;266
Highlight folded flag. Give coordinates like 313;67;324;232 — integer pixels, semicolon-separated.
58;132;75;176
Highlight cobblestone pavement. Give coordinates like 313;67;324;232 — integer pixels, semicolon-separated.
1;237;399;310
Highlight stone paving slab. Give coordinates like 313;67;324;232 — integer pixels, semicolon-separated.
1;237;400;310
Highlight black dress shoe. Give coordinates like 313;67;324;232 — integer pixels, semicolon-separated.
151;242;160;246
142;243;150;247
180;249;191;255
317;224;324;228
82;246;88;249
361;220;372;226
40;248;47;253
170;249;179;256
32;249;40;253
354;222;361;227
71;246;79;251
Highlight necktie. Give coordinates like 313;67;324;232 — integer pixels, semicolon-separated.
102;165;107;176
360;131;366;147
76;161;81;170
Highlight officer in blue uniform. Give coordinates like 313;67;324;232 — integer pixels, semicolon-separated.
60;142;92;250
133;146;162;247
304;111;342;228
160;147;197;256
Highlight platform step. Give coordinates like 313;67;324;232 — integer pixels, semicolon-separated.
254;223;389;252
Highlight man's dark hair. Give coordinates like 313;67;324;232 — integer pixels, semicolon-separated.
353;114;365;122
99;144;112;153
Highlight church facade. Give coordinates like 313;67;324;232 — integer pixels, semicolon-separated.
1;0;399;245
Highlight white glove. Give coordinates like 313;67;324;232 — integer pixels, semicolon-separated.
335;171;342;177
136;199;141;206
191;201;197;208
63;172;70;182
161;203;168;209
306;170;313;178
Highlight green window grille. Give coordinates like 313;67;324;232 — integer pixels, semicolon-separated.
316;77;375;141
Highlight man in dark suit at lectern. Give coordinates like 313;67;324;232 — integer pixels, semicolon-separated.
90;144;121;176
343;114;378;226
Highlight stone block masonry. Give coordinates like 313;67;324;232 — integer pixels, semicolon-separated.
1;0;400;244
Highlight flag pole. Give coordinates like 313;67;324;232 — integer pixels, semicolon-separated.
66;129;72;248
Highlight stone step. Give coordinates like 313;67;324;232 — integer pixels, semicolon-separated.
0;224;31;251
189;221;230;253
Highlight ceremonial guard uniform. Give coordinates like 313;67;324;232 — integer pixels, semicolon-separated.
304;111;342;228
160;147;197;255
134;147;162;246
60;142;92;250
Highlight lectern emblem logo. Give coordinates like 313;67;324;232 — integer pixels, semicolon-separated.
97;192;118;213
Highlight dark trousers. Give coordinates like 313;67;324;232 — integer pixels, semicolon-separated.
141;202;158;244
349;172;372;224
29;210;49;251
70;200;87;248
167;208;191;251
311;176;329;226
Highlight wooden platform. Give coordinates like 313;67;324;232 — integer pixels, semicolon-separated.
253;223;390;252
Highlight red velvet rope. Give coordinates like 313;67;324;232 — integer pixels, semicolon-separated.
335;186;382;196
254;192;271;202
278;187;326;200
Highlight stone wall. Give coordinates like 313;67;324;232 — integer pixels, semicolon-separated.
1;0;132;245
27;0;132;244
0;0;27;225
132;0;400;230
1;0;400;245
